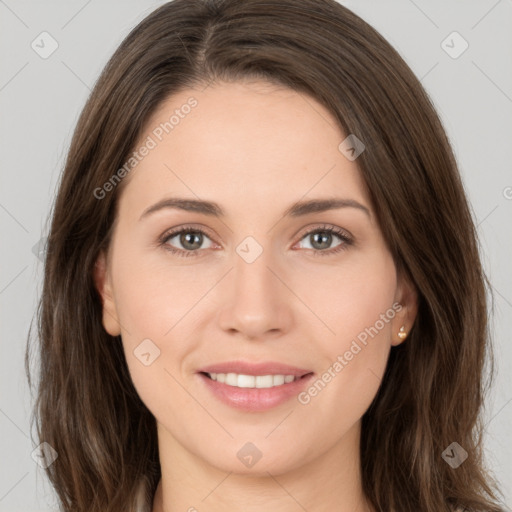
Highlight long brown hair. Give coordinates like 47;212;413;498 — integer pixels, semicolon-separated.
25;0;506;510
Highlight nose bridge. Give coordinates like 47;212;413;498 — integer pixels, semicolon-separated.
234;235;282;307
217;234;291;338
235;239;276;297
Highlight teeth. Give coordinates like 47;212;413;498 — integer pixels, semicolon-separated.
207;372;298;388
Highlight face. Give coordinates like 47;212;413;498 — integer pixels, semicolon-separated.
95;79;416;476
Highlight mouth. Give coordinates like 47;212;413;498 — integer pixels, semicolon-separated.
196;361;315;411
199;371;312;389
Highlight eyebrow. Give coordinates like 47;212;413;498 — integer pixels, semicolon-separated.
139;196;371;220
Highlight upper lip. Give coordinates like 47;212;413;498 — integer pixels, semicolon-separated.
198;361;313;377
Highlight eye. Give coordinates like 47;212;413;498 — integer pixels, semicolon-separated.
159;225;216;258
294;224;353;256
158;224;353;258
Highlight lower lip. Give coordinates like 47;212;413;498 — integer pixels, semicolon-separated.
197;372;315;412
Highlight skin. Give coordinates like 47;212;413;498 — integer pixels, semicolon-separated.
94;80;417;512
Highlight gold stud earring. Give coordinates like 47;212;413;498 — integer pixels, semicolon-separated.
398;325;407;340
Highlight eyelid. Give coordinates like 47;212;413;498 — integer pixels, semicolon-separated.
159;223;216;240
295;223;352;242
158;224;219;254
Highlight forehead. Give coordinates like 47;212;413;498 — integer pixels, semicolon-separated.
116;80;370;222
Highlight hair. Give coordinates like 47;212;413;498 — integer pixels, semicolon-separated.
25;0;506;511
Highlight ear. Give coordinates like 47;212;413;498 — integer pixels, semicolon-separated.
93;250;122;337
391;271;418;347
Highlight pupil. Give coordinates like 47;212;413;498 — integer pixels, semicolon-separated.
313;232;331;250
181;232;202;250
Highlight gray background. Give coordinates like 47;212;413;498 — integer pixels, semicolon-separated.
1;0;511;510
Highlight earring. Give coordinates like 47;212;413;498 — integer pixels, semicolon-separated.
398;325;407;340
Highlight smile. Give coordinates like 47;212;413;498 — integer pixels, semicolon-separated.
204;372;301;388
197;370;315;411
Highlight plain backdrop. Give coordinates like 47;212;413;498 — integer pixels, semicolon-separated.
0;0;511;510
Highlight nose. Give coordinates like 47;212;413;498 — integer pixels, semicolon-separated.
216;243;293;341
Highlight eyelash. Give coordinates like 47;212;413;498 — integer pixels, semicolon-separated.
158;224;353;258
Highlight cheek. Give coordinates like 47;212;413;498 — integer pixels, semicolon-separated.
110;235;209;342
294;242;397;352
327;251;397;365
107;237;196;398
298;249;397;420
111;256;195;422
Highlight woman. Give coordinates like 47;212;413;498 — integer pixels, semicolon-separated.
26;0;507;511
